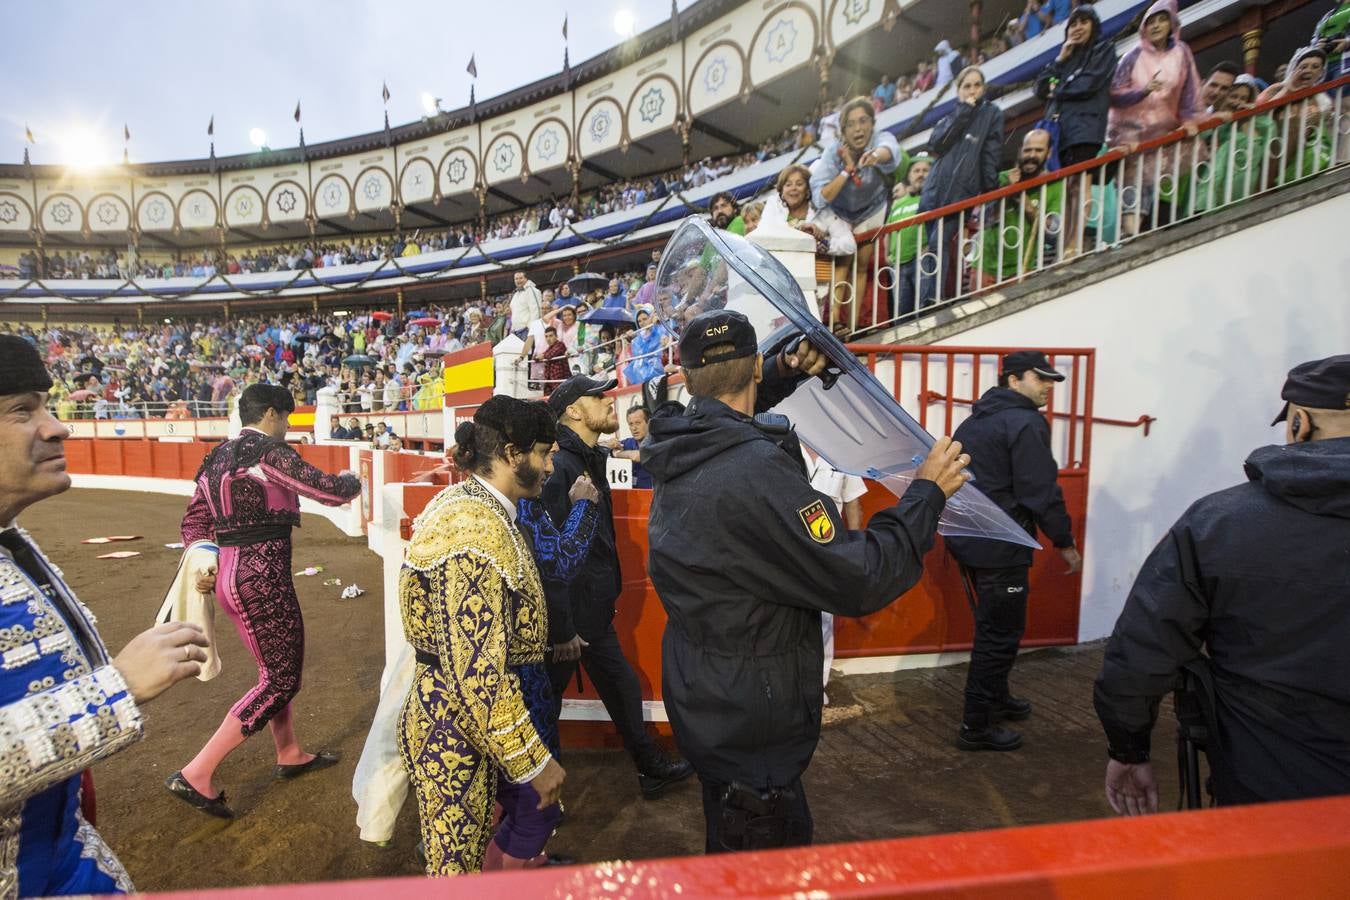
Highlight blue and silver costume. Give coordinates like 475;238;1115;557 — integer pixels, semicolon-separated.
0;526;142;898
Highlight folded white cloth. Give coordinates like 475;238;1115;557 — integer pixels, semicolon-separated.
155;540;221;681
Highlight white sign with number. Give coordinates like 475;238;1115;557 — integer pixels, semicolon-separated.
606;457;633;490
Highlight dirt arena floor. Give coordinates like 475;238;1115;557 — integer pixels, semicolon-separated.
21;489;1179;892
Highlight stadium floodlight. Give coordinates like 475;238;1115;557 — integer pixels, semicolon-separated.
249;128;267;148
613;9;636;37
420;92;440;116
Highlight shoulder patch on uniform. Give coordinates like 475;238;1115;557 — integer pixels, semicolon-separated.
797;500;835;544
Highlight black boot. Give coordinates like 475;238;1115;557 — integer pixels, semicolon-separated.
956;723;1024;751
991;695;1032;721
636;751;694;799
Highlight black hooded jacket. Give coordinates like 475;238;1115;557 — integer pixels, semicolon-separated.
541;424;623;644
1034;6;1117;151
945;386;1074;570
642;368;946;789
1094;437;1350;804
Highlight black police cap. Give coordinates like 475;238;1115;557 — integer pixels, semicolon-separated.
1000;350;1065;382
1271;354;1350;425
678;309;759;370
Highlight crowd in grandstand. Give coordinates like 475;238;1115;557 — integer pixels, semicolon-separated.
7;1;1348;399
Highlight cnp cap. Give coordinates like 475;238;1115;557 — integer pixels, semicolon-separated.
678;309;759;370
1000;350;1065;382
548;374;617;417
1271;354;1350;425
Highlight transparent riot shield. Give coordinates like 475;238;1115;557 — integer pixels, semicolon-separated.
653;216;1039;549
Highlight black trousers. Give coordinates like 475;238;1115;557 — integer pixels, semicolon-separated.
699;775;812;854
962;565;1030;727
548;618;656;766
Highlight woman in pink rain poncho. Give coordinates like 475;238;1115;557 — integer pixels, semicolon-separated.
1107;0;1205;234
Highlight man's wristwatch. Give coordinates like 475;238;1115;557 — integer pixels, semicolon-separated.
1107;746;1150;764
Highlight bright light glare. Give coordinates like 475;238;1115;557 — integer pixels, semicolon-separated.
420;92;438;115
58;125;110;170
613;9;636;36
249;127;267;147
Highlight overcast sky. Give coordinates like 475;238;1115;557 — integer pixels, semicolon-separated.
3;0;691;167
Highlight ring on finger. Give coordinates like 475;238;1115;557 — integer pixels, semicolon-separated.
183;645;192;661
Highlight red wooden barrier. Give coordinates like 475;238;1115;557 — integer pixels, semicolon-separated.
142;794;1350;898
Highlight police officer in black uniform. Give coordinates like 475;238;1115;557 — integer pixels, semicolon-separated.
945;350;1082;752
541;375;694;798
1094;355;1350;814
642;309;972;852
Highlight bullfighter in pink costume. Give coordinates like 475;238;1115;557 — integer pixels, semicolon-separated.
165;384;361;818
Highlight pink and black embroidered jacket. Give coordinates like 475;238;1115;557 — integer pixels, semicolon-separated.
181;428;361;546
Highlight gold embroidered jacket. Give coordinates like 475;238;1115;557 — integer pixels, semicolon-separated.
0;527;143;900
400;479;552;784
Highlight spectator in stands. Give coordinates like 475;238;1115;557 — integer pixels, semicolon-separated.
607;405;654;489
1037;4;1116;254
919;67;1004;306
631;264;659;310
328;414;348;439
765;163;857;258
933;40;964;90
1037;4;1117;168
555;305;581;355
1314;1;1350;81
741;201;764;234
1260;46;1336;179
1008;1;1045;47
885;154;932;319
1107;0;1204;235
623;307;671;386
873;75;897;110
509;270;543;337
602;279;627;309
591;325;618;375
976;129;1064;288
811;97;900;320
708;192;745;234
1039;0;1071;31
1202;61;1241;113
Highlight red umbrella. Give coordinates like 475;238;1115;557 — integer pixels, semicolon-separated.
410;317;441;327
370;311;393;321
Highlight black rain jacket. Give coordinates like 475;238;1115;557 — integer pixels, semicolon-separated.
945;386;1074;569
541;425;622;644
1034;5;1118;151
1094;438;1350;804
642;366;946;788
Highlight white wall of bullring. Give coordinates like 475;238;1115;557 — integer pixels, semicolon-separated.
937;190;1350;643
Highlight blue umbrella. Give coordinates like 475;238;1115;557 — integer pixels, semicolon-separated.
580;307;635;327
567;272;609;295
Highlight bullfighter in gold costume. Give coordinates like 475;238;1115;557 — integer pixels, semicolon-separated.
398;397;567;875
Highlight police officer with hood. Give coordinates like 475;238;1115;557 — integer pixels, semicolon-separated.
642;310;972;852
1095;355;1350;814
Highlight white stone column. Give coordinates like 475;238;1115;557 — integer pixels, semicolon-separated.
747;220;820;320
314;385;339;440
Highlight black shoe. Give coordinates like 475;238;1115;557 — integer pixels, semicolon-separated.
544;852;576;866
165;771;234;819
637;754;694;799
275;750;340;780
992;695;1033;722
956;725;1023;752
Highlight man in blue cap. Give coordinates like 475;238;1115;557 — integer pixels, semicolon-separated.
1095;354;1350;814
